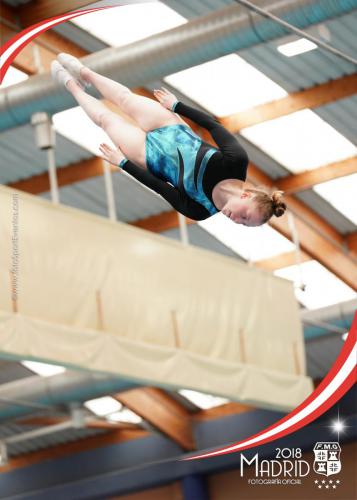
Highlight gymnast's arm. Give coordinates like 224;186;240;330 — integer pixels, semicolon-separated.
119;159;211;221
173;101;249;170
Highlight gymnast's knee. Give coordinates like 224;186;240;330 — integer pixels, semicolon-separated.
114;88;132;109
98;110;116;129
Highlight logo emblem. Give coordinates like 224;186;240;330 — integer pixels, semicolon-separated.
313;442;341;477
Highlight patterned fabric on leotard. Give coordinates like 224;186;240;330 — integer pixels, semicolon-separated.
145;124;219;216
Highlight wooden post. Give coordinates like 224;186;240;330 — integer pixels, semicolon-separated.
239;329;246;363
95;289;104;331
9;270;18;313
171;310;180;348
293;341;301;375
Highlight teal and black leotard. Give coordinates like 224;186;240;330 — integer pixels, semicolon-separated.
118;101;249;221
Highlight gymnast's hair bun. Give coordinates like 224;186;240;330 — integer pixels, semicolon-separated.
271;191;287;217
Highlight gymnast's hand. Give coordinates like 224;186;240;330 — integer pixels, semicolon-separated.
99;142;125;166
153;87;177;110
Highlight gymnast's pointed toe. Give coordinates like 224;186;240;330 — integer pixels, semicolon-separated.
57;52;91;88
51;60;77;90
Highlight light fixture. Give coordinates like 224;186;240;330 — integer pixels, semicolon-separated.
277;38;317;57
21;360;66;377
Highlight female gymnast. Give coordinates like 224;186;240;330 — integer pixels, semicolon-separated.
51;54;286;225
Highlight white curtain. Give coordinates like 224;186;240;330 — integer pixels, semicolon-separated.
0;185;313;410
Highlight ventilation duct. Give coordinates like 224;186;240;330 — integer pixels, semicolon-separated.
301;298;357;340
0;369;138;421
0;0;356;130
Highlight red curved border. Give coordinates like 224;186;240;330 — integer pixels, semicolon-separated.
0;6;113;82
1;5;356;463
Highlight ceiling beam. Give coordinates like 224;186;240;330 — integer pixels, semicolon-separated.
1;23;40;75
220;73;357;131
7;157;113;194
254;251;311;271
0;23;87;75
276;157;357;194
115;387;196;451
269;214;357;290
17;0;96;28
346;232;357;255
192;402;254;421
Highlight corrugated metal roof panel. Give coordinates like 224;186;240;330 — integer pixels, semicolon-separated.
162;2;357;89
239;11;357;91
5;425;106;457
0;419;107;456
0;125;93;185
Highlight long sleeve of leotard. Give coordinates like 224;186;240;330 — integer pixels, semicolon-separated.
119;159;211;221
173;101;249;169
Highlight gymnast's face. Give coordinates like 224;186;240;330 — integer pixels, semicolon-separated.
221;192;262;226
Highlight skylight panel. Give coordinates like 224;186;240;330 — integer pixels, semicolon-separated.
274;260;356;309
178;389;229;409
198;213;294;261
241;110;357;173
107;408;142;424
277;38;318;57
21;360;66;377
84;396;122;416
164;54;287;116
71;2;186;47
1;66;28;88
313;173;357;225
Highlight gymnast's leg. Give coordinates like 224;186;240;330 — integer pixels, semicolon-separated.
65;79;147;168
78;67;189;132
